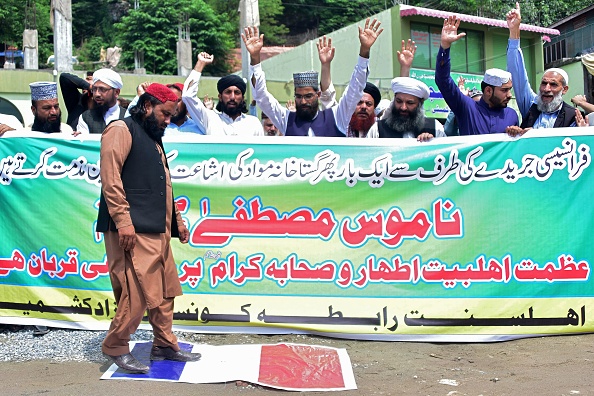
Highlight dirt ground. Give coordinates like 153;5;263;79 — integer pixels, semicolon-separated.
1;332;593;396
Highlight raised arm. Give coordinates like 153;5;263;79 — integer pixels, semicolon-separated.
440;15;466;50
506;2;536;116
182;52;214;131
318;36;335;92
506;2;521;40
243;26;289;133
334;18;383;133
397;39;416;77
242;26;264;67
571;95;594;114
358;18;383;58
318;35;337;109
59;72;90;114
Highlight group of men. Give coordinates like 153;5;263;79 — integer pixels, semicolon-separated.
1;5;594;375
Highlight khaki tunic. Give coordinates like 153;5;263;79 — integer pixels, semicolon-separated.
100;120;184;356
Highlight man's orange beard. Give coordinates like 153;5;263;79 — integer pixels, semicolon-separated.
349;113;376;135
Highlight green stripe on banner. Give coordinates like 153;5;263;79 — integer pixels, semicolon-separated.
0;130;592;341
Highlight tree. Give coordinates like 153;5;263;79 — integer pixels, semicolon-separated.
114;0;235;75
0;0;53;68
206;0;289;45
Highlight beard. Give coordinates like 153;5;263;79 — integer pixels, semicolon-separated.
295;99;319;122
32;113;62;133
142;112;166;141
536;91;564;113
170;107;187;125
349;112;376;137
94;102;111;115
383;103;425;134
220;99;244;117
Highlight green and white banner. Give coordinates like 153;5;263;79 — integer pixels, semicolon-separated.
1;129;593;342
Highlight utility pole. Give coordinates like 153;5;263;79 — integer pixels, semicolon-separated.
23;0;38;70
177;13;192;77
239;0;260;81
52;0;73;72
133;0;146;74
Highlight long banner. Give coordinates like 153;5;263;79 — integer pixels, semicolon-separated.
1;129;593;342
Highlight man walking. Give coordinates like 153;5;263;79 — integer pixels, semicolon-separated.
97;83;201;374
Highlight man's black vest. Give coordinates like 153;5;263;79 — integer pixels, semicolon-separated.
81;106;126;134
285;108;343;136
520;102;577;129
96;117;179;237
377;117;436;138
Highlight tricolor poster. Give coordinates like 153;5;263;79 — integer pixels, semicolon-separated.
1;129;592;342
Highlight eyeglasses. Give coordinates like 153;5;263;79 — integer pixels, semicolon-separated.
91;86;114;94
294;93;316;101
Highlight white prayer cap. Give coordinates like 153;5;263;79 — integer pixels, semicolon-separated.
544;68;569;86
93;68;123;89
374;99;391;116
29;82;58;101
390;77;430;100
483;69;511;87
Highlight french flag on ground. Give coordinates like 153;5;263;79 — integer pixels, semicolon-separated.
101;341;357;391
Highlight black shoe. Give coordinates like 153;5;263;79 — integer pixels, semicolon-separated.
150;346;201;362
33;326;50;336
106;353;149;374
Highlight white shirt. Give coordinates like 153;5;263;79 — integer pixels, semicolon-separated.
76;103;121;134
182;71;263;136
249;56;369;136
367;118;445;138
0;114;23;130
26;123;74;135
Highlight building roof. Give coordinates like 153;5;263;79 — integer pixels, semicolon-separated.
400;5;560;35
549;4;594;28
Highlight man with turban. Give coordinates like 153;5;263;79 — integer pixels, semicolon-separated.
242;18;383;137
77;68;126;134
367;77;445;140
435;16;518;135
505;3;579;136
97;83;201;374
317;39;417;138
344;82;382;138
182;53;263;136
27;82;73;135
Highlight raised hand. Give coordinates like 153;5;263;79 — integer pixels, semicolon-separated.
575;109;588;127
203;94;214;110
397;39;416;68
286;99;296;112
137;81;151;96
358;18;383;58
242;26;264;65
440;16;466;49
506;2;522;30
194;52;213;73
317;36;335;65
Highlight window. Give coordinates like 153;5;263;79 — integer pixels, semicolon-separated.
411;23;485;73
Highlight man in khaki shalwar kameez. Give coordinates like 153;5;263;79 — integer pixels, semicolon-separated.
97;83;201;374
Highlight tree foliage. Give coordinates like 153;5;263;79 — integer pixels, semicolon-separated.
114;0;235;75
206;0;289;45
0;0;53;67
0;0;588;74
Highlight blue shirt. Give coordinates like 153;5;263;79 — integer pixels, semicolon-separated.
164;117;205;136
435;47;518;135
